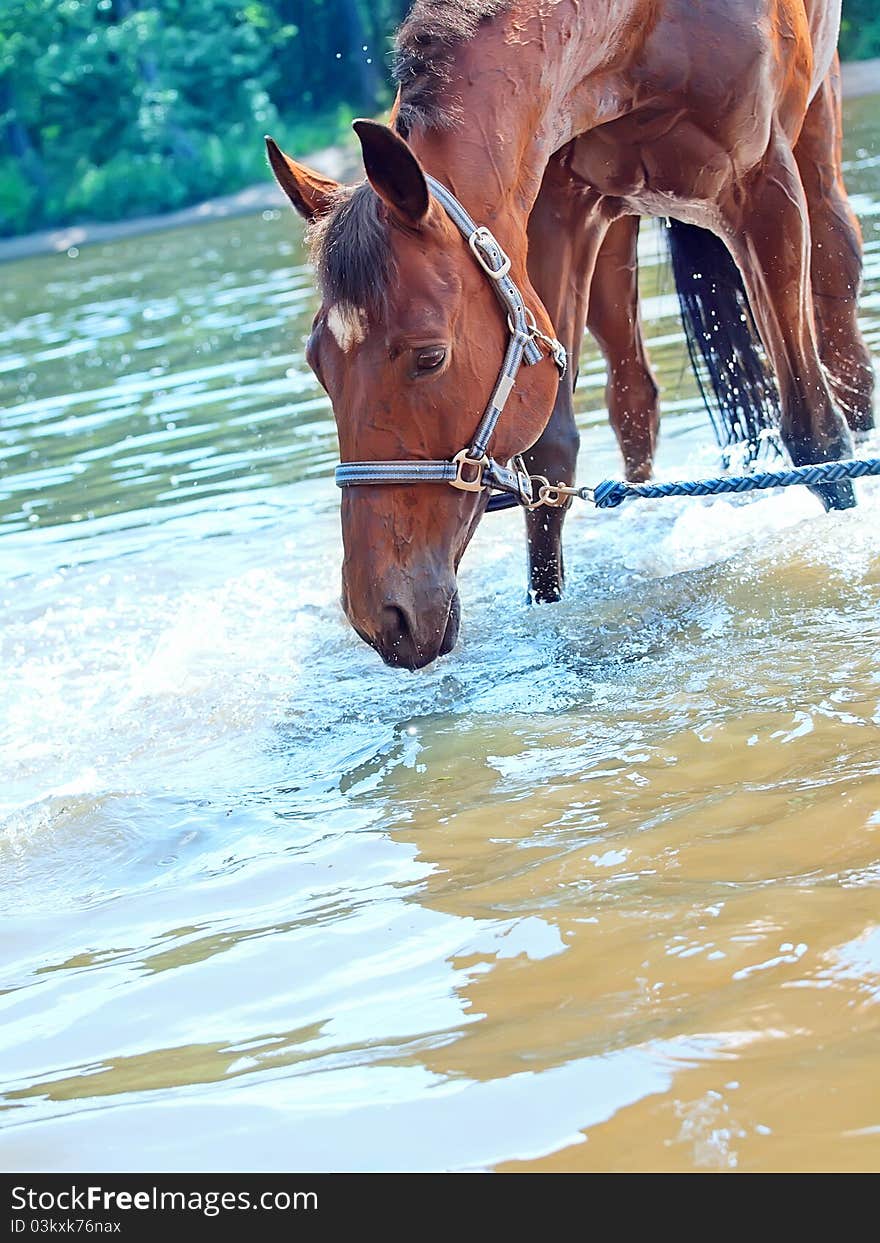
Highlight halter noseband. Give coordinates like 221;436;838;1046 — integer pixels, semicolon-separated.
333;175;568;512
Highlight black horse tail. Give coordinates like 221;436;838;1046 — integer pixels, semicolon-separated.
666;219;781;463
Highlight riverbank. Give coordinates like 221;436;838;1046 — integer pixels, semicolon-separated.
1;57;877;265
842;56;879;98
0;141;359;264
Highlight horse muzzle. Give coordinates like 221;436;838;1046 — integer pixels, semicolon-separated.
343;573;461;670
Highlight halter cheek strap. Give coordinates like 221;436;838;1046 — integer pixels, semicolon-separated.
333;174;568;510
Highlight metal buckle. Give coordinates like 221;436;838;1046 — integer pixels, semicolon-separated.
506;307;568;377
468;227;512;280
450;449;489;492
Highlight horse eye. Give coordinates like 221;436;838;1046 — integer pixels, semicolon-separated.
415;347;447;372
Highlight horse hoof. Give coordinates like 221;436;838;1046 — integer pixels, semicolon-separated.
812;479;857;512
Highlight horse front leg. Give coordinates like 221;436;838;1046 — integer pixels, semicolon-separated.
521;388;581;604
720;128;855;511
524;161;609;602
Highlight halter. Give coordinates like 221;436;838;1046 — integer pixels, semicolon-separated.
333;175;569;512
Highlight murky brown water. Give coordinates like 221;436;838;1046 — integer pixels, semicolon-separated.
1;95;879;1172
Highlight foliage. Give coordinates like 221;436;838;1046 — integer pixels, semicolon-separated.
0;0;873;237
839;0;880;61
0;0;407;235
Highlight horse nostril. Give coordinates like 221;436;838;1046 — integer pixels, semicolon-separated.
381;604;410;645
378;603;426;669
364;595;459;670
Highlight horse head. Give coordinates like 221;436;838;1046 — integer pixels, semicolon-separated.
267;122;561;669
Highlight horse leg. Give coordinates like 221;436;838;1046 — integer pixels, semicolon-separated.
720;129;855;511
587;216;659;481
524;157;610;602
795;58;875;437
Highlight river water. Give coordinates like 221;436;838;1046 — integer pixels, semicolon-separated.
1;96;879;1173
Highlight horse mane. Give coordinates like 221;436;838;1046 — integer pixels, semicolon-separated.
310;1;511;312
309;184;391;314
393;1;512;137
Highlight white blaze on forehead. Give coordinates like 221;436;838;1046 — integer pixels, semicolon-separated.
326;304;366;352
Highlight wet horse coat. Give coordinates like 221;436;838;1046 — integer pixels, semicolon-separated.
267;0;874;667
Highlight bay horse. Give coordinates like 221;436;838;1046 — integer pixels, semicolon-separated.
267;0;874;669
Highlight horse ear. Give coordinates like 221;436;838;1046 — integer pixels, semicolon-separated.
265;136;340;221
352;119;429;226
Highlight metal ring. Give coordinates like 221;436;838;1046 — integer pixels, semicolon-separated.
524;475;550;510
506;307;538;335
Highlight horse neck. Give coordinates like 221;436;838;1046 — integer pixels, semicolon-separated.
403;0;642;269
408;127;541;277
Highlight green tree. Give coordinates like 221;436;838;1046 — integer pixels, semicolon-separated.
0;0;59;228
0;0;284;232
0;0;875;238
839;0;880;60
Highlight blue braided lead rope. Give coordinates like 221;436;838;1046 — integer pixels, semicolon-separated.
590;458;880;509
